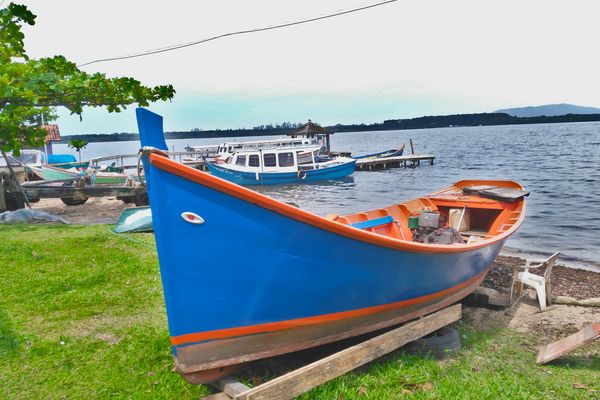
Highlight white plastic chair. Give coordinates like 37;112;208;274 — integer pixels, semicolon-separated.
509;252;560;311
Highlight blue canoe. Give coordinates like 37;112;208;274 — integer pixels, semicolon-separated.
205;159;355;185
352;144;405;159
136;108;527;383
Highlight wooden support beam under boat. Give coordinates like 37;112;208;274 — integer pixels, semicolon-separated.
204;305;460;400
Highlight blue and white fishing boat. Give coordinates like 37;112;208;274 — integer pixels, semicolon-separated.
205;145;356;185
136;108;527;383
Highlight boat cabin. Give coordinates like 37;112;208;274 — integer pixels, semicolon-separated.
226;145;323;173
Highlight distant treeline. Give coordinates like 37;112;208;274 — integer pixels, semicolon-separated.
60;113;600;143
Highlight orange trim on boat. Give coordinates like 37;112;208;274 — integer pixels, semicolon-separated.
170;269;487;346
149;153;526;254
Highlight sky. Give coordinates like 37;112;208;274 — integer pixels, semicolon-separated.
17;0;600;134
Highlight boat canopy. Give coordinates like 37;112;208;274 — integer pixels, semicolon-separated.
48;154;77;164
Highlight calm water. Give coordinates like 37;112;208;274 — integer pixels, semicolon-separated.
54;121;600;271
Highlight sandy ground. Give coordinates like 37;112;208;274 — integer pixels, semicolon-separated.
27;198;600;355
465;298;600;340
31;196;132;224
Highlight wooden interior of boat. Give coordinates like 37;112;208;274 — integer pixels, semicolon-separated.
327;180;527;243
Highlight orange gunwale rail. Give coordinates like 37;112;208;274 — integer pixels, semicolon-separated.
170;269;487;345
149;153;526;254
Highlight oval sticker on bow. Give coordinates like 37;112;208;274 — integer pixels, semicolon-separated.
181;212;204;224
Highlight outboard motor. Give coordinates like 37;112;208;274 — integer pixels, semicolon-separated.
410;211;463;244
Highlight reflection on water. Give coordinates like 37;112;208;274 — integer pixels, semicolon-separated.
54;121;600;271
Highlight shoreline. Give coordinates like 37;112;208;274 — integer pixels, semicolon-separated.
500;247;600;274
485;255;598;301
28;197;600;275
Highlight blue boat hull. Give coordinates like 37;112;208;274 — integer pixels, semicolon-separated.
150;164;502;336
135;108;520;378
206;160;355;185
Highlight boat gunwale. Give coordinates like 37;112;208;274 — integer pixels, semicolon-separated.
148;153;526;254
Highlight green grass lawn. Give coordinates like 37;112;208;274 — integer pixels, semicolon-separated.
0;225;598;399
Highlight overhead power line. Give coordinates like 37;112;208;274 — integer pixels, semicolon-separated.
79;0;398;67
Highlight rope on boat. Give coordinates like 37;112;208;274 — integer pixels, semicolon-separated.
136;146;169;183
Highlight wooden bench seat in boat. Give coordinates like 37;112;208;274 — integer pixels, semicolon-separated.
462;186;529;203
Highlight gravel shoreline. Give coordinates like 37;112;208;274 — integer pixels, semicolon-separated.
484;255;599;300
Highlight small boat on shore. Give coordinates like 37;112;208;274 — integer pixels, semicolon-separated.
28;164;130;185
136;108;528;383
205;145;355;185
352;144;405;160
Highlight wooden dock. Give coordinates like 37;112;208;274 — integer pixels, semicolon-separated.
355;154;435;171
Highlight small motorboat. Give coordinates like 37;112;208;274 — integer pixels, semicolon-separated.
352;143;405;159
205;145;356;185
136;108;527;383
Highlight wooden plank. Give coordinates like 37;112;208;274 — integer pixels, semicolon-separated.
536;322;600;365
236;304;461;400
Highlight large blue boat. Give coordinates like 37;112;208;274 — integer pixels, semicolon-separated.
136;108;527;383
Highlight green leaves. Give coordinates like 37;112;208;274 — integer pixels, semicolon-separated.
67;139;88;152
0;2;35;61
6;3;36;25
0;3;176;153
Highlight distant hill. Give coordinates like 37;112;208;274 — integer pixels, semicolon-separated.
62;113;600;143
494;103;600;117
